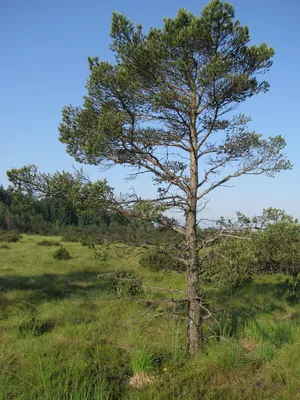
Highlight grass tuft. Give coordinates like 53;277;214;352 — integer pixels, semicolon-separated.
131;349;154;374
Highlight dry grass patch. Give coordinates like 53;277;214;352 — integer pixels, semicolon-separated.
129;372;156;389
241;339;259;352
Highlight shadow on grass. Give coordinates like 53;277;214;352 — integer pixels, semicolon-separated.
0;269;144;337
0;270;128;305
209;279;293;338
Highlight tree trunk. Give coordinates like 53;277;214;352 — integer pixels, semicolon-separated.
186;118;202;356
186;196;202;356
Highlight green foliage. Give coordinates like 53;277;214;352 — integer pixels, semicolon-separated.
98;270;144;297
253;222;300;278
0;244;10;250
139;249;185;273
0;185;79;233
131;349;154;374
272;321;299;345
6;166;114;223
250;207;298;227
281;277;300;304
57;0;291;187
0;231;21;242
202;213;300;292
203;238;254;288
62;231;80;242
53;246;72;260
37;240;61;246
0;184;117;235
94;244;110;261
6;0;290;248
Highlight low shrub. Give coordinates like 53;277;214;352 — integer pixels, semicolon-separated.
202;238;254;289
0;231;21;242
62;232;80;242
62;229;104;245
37;240;61;247
53;246;71;260
0;244;11;249
98;270;144;297
81;232;105;248
139;250;186;272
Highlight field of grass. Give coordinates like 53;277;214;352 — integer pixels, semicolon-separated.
1;234;300;399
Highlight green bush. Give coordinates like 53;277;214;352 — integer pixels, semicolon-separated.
80;232;105;248
0;244;10;249
0;231;21;242
139;250;185;272
99;270;144;297
62;232;80;242
203;238;254;289
62;229;105;246
37;240;61;247
53;246;71;260
253;222;300;278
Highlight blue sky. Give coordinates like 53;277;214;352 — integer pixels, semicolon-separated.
1;0;299;220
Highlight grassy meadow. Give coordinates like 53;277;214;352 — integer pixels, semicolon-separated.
1;235;300;399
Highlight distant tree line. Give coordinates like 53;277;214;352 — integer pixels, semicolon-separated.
0;184;174;241
0;185;114;234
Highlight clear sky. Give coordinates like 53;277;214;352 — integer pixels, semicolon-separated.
1;0;299;220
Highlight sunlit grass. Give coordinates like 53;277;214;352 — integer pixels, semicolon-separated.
0;234;300;399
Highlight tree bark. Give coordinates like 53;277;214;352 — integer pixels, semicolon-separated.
186;205;202;355
186;118;202;356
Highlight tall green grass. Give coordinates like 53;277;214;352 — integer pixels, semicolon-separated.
131;349;154;374
243;319;299;345
0;235;300;399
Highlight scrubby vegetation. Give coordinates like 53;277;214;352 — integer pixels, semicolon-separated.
139;250;186;273
37;240;61;246
0;244;10;250
0;230;21;243
53;246;72;260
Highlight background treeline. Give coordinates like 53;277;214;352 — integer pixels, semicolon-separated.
0;185;183;244
0;185;116;234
